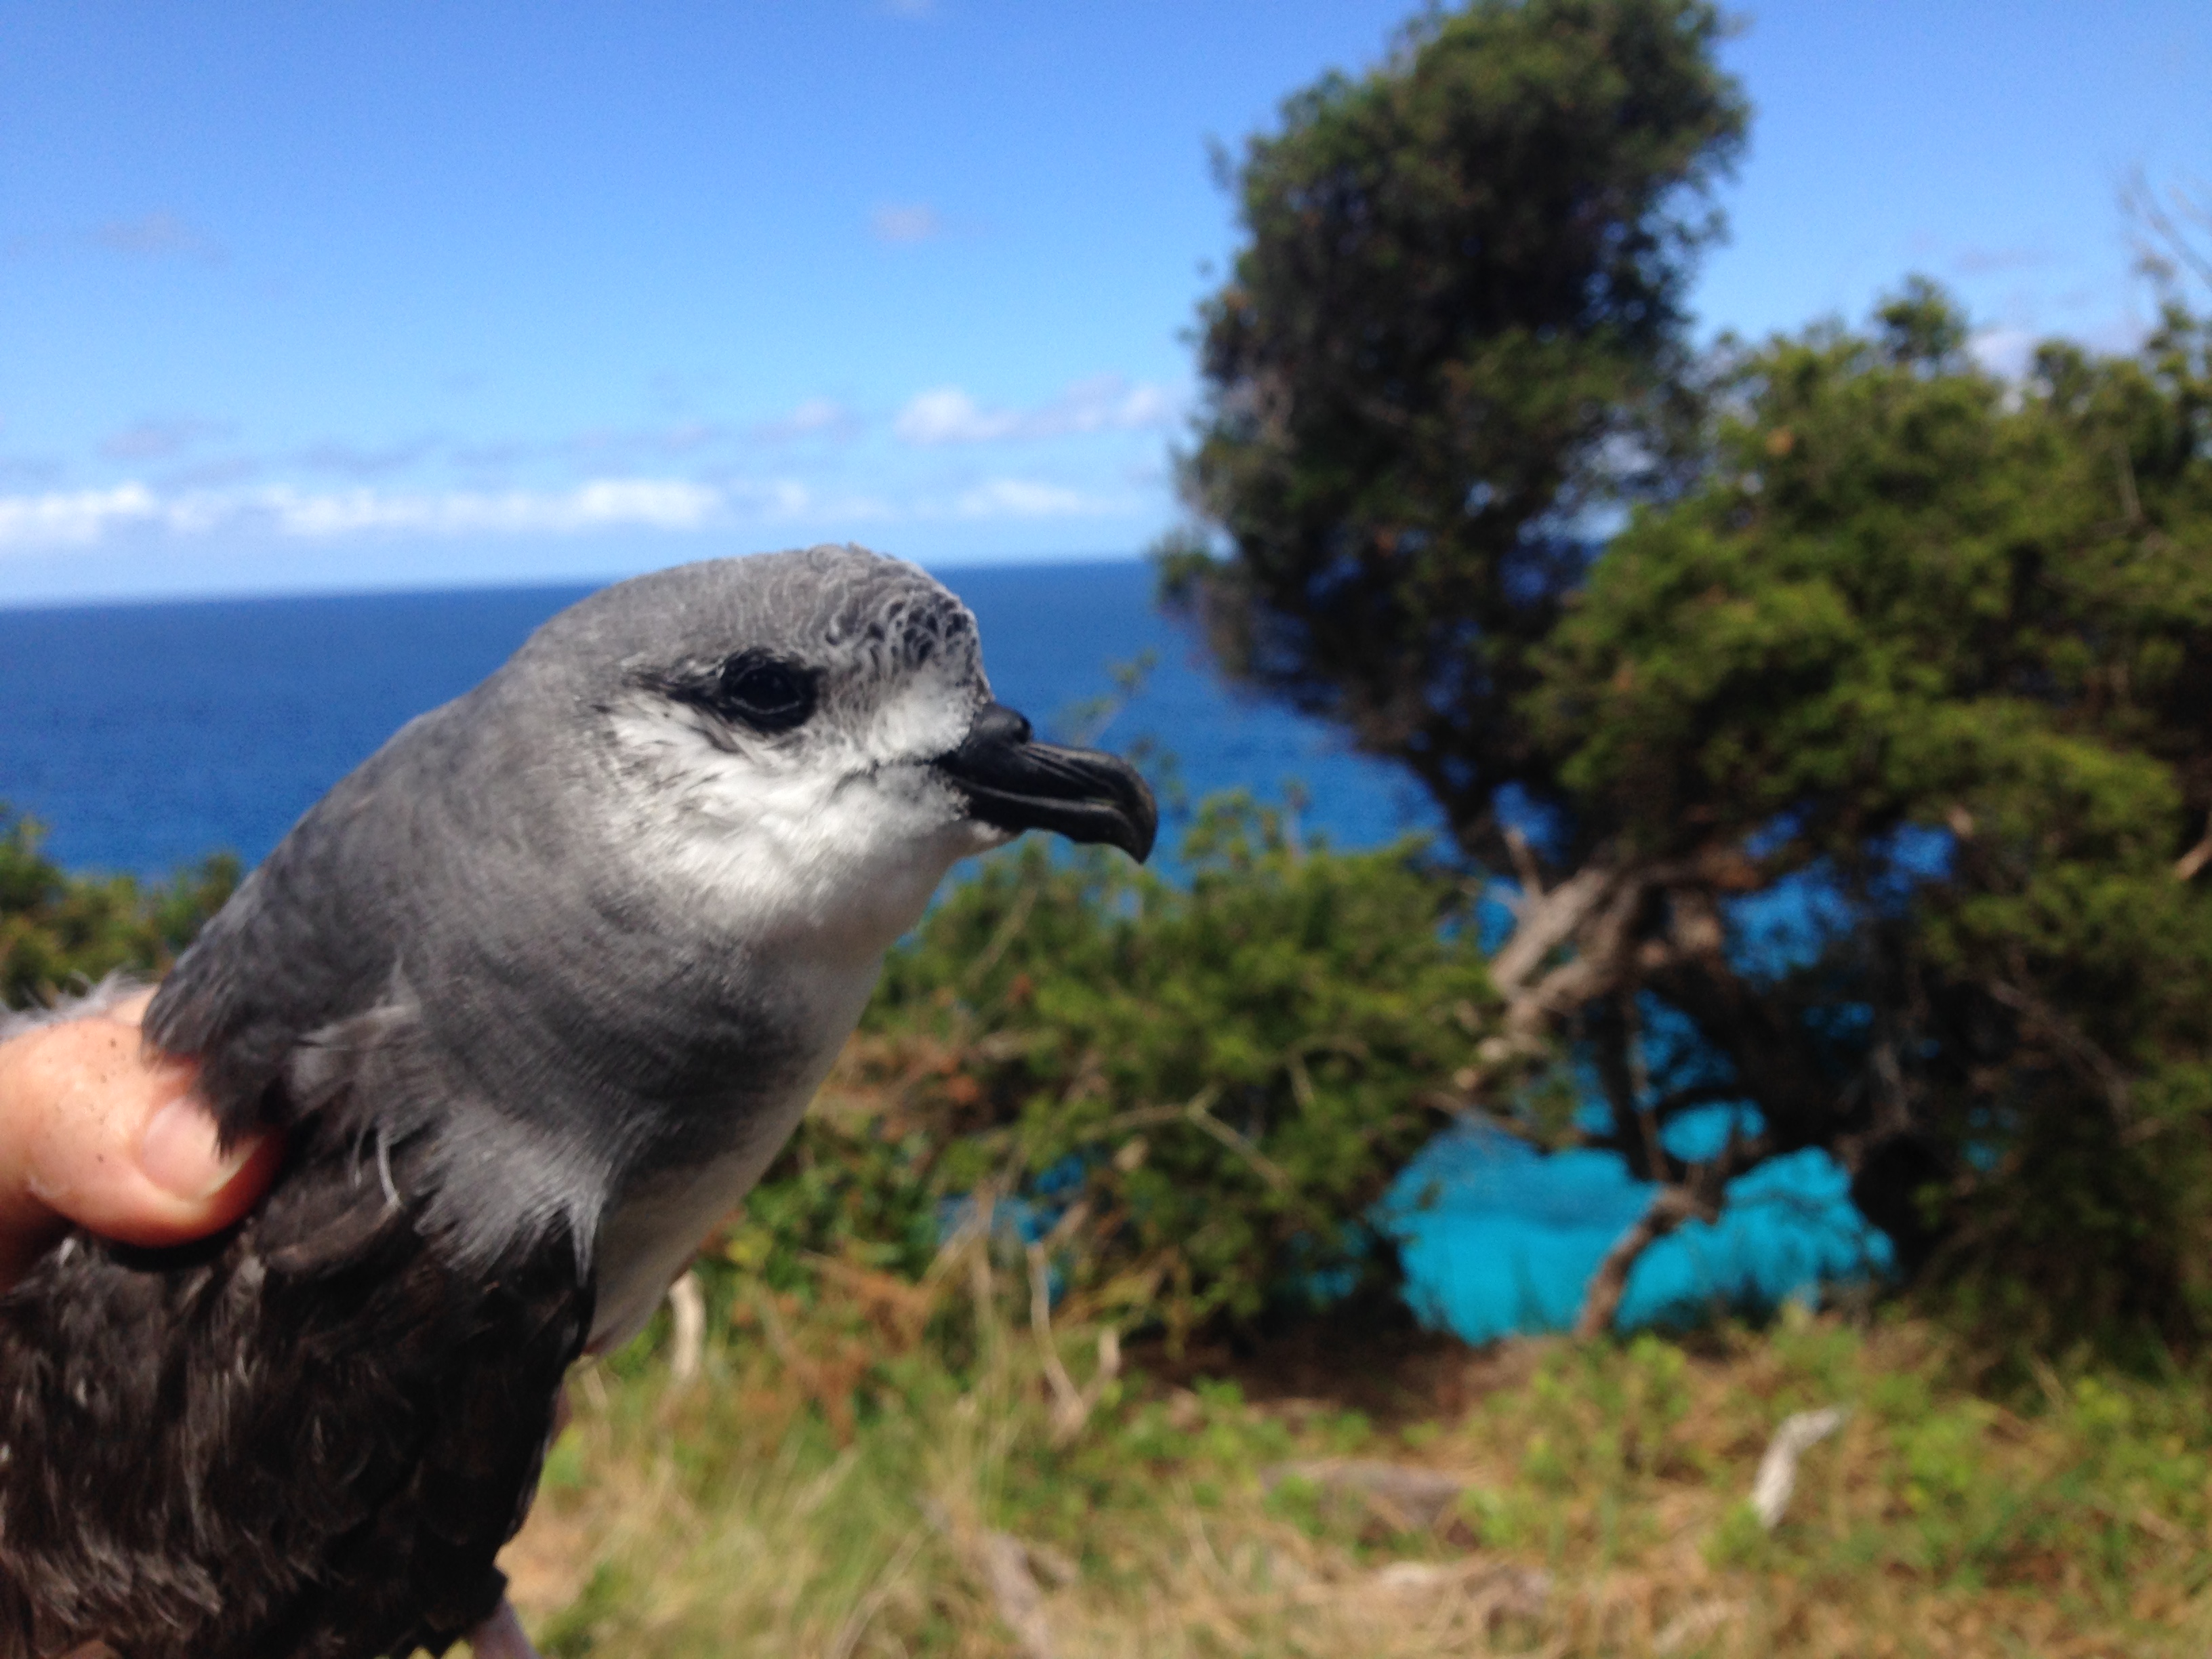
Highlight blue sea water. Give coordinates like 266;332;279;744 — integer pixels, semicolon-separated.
0;562;1439;878
0;558;1880;1339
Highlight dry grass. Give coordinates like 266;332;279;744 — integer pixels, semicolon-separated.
491;1247;2212;1658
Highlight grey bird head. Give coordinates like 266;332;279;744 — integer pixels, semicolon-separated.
523;542;1155;954
150;543;1154;1347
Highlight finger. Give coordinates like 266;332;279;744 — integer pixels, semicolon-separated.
0;994;276;1284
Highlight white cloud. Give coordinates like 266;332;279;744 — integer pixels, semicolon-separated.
266;478;724;537
729;478;896;521
894;388;997;444
871;203;945;245
949;478;1118;519
894;374;1180;446
0;451;1139;552
0;478;727;550
0;484;163;546
1967;326;2038;380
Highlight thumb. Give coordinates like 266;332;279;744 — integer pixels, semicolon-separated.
0;990;276;1288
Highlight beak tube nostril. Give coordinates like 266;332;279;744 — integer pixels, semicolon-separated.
966;703;1033;747
937;702;1158;863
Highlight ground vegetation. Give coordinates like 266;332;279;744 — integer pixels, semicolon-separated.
0;807;237;1010
500;1249;2212;1658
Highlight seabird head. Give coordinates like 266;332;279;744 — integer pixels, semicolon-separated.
496;543;1155;960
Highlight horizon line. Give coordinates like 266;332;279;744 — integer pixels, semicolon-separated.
0;547;1153;615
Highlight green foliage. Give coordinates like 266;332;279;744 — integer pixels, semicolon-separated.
733;798;1494;1342
1161;0;2212;1361
1464;1307;2212;1608
1494;1333;1696;1559
1532;291;2212;1350
1534;289;2212;860
1166;0;1746;847
0;806;239;1008
536;1298;2212;1656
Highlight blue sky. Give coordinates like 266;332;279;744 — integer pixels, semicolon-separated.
1;0;2206;603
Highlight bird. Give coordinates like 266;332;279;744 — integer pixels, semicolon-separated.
0;544;1156;1659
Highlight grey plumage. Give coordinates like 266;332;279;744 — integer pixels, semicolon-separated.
155;546;997;1322
0;544;1155;1656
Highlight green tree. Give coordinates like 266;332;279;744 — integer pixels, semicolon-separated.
1163;0;1747;853
1530;291;2212;1347
1166;1;2212;1348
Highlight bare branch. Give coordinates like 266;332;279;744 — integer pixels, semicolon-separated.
1488;861;1622;996
1183;1093;1295;1193
1575;1185;1705;1338
1026;1241;1122;1446
2176;811;2212;882
1462;852;1734;1112
1485;872;1655;1069
1573;1124;1773;1337
2126;166;2212;294
1503;824;1547;907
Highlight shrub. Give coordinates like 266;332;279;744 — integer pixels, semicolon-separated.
0;806;238;1009
722;797;1495;1345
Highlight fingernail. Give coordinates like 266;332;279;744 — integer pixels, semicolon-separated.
140;1094;258;1202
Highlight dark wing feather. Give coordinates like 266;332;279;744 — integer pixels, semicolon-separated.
0;1089;591;1659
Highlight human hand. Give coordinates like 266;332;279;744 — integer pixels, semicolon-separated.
0;988;278;1291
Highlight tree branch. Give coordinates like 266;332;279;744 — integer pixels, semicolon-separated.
1502;825;1547;908
2176;811;2212;882
1488;861;1623;998
1574;1185;1704;1338
1574;1124;1772;1338
2125;167;2212;294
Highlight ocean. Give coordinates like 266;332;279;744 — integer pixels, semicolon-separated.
0;561;1437;878
0;558;1879;1339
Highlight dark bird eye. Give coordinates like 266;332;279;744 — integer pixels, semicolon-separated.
710;653;816;733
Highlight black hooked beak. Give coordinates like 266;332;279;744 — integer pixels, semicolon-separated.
935;703;1159;863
